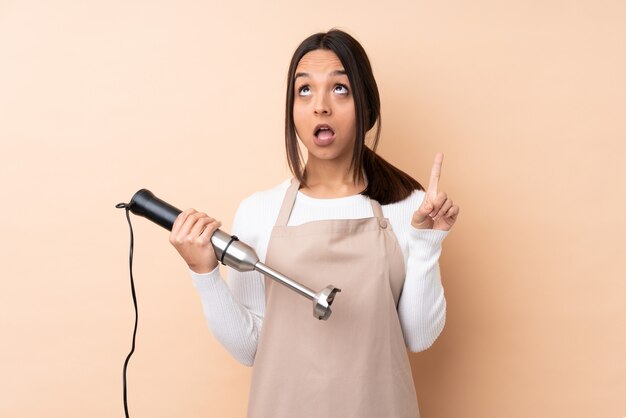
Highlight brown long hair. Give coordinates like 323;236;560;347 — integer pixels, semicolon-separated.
285;29;423;204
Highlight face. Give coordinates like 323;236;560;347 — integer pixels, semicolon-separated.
292;49;357;166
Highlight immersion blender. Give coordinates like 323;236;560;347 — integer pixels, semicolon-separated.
126;189;341;320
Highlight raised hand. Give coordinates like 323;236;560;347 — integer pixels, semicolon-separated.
411;153;459;231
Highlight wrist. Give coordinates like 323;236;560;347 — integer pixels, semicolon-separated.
189;261;219;275
411;219;433;229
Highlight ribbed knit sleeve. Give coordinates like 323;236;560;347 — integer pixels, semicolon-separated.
397;227;448;352
380;189;448;352
190;267;264;366
189;184;282;366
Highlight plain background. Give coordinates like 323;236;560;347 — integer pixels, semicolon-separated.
1;1;625;417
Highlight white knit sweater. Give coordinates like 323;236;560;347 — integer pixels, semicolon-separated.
191;179;447;366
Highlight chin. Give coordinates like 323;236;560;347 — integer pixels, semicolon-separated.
308;149;352;163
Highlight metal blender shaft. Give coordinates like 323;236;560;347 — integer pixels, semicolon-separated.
211;230;341;320
254;263;316;300
211;230;315;298
254;263;341;321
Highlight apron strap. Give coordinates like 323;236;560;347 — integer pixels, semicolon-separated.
275;178;300;227
370;198;384;219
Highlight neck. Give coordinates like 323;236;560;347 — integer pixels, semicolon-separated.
300;156;365;198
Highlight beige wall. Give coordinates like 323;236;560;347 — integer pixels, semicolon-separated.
1;1;625;417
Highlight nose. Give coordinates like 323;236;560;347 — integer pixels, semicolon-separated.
314;94;331;115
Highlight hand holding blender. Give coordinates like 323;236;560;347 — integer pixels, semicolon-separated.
128;189;341;320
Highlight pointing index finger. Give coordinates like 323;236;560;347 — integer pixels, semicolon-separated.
428;153;444;194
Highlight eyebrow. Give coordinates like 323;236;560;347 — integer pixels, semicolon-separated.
294;69;347;80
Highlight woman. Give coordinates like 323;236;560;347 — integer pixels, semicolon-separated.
170;29;459;418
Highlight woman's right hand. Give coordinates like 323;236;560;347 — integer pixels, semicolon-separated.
169;209;222;274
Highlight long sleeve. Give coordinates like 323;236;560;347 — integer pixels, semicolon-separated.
191;267;264;366
189;189;279;366
382;189;448;352
397;227;448;352
189;181;288;366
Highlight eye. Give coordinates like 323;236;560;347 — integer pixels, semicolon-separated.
298;85;311;96
334;84;349;95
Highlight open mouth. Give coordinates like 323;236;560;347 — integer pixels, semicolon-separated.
314;124;336;146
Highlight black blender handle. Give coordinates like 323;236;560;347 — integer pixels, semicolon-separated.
128;189;182;231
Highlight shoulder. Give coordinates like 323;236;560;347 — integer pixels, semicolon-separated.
236;179;291;216
231;179;291;258
381;189;425;235
232;179;291;236
382;189;426;213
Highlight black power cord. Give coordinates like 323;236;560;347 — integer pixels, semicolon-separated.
116;202;138;418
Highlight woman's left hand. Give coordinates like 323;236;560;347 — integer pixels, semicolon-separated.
411;153;460;231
